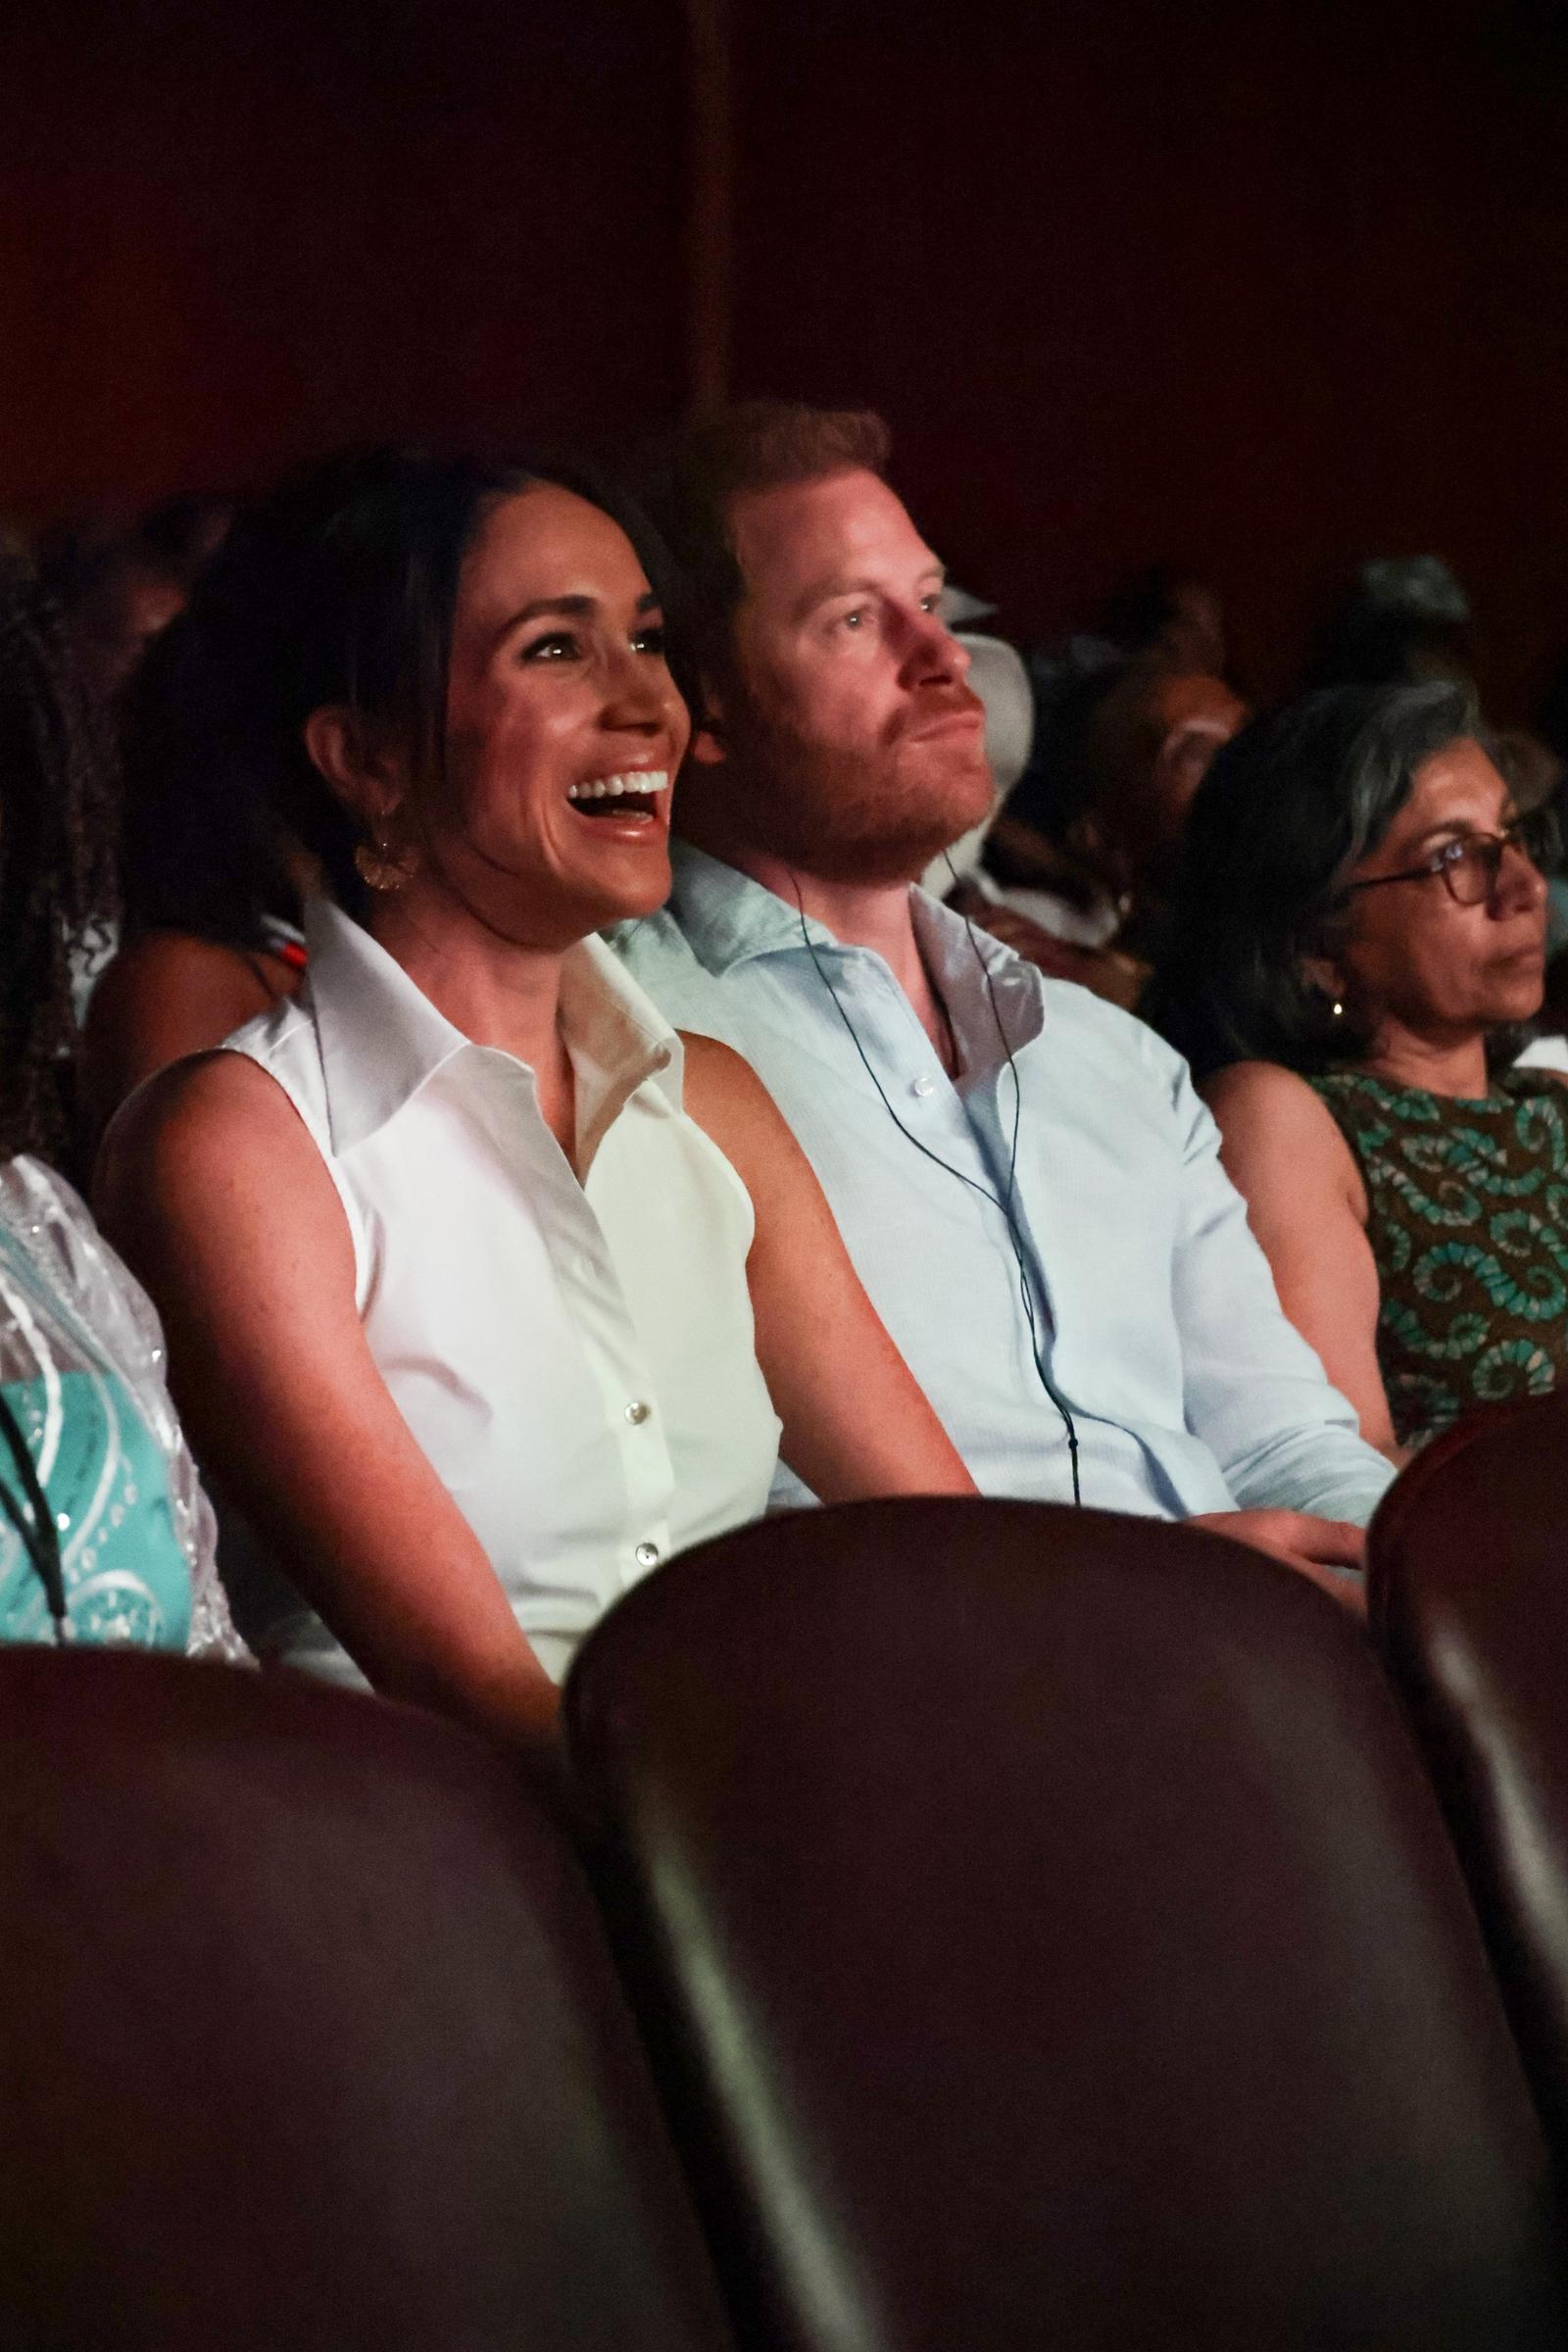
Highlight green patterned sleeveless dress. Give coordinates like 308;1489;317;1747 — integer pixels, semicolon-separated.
1308;1067;1568;1447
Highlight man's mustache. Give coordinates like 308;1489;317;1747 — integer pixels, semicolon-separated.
893;684;987;741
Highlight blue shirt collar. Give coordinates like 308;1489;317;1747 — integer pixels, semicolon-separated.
655;840;1045;1056
660;841;841;970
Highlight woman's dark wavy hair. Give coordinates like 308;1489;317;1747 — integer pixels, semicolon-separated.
0;550;119;1160
122;446;691;943
1145;679;1491;1082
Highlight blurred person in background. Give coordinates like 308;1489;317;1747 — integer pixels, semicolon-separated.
1149;681;1566;1456
80;594;315;1153
40;494;230;704
954;650;1245;1004
1098;562;1227;679
1303;555;1475;695
0;549;240;1655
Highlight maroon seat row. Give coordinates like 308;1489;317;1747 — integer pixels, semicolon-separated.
0;1411;1565;2351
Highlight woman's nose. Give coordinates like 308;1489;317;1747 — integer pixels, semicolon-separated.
1497;835;1549;910
602;652;675;733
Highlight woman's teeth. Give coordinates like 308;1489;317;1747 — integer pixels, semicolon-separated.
566;771;669;803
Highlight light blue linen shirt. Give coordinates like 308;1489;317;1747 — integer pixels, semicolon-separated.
614;844;1396;1527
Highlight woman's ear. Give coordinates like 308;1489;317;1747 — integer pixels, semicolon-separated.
302;707;407;825
688;676;728;770
1301;950;1345;1009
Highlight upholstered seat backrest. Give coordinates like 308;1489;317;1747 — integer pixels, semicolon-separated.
1373;1392;1568;2174
567;1496;1566;2352
0;1649;733;2352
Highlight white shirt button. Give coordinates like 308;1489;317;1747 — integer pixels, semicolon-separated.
911;1075;937;1099
624;1399;651;1426
634;1541;661;1569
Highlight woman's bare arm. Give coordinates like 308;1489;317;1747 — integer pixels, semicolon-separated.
681;1034;976;1501
1201;1059;1400;1456
81;933;300;1156
97;1053;560;1744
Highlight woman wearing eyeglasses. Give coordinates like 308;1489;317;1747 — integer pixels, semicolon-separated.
1145;681;1564;1455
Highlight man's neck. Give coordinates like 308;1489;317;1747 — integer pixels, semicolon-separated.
706;841;956;1069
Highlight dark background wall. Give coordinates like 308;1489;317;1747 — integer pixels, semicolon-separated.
2;0;1565;710
731;0;1568;709
0;0;684;517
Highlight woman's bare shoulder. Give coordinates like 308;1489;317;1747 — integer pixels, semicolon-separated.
1201;1055;1326;1118
677;1030;780;1131
98;1050;318;1214
90;928;282;1016
677;1031;808;1206
87;930;302;1071
1201;1059;1364;1209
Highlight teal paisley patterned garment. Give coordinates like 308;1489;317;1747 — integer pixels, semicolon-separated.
0;1370;190;1646
1308;1067;1568;1447
0;1154;245;1656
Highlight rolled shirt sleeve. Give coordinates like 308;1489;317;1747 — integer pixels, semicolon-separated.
1166;1057;1396;1526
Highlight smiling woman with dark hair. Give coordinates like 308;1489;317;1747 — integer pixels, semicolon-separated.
97;449;973;1747
1148;680;1567;1454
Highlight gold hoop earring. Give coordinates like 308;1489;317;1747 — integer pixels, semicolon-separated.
353;817;420;894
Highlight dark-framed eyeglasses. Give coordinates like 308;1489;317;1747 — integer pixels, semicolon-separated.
1345;806;1562;909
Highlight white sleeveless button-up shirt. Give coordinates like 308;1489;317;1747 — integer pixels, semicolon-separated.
224;900;781;1683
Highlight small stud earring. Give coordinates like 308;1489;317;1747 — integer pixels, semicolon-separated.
1331;999;1345;1018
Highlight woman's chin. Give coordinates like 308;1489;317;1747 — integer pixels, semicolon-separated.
1477;972;1548;1031
599;852;674;924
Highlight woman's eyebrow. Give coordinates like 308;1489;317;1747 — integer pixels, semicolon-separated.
491;593;596;646
1406;816;1494;849
489;587;660;648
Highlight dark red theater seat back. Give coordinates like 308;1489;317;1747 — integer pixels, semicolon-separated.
1373;1392;1568;2170
566;1497;1566;2352
0;1650;733;2352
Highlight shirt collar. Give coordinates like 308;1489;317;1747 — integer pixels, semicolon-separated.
662;841;843;970
305;899;682;1156
908;886;1048;1058
657;839;1046;1054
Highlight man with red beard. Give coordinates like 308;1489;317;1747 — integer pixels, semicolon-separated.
616;405;1392;1585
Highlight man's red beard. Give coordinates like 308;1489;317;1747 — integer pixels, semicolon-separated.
682;689;995;887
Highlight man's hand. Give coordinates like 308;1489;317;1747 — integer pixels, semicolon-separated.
1190;1509;1368;1618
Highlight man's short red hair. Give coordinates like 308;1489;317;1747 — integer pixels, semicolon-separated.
640;400;892;677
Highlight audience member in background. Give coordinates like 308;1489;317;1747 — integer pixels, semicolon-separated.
0;551;240;1656
1099;563;1227;679
98;450;973;1748
79;606;316;1152
1148;682;1566;1455
616;401;1393;1591
1303;552;1566;1034
951;649;1245;1004
1303;555;1475;694
39;494;230;703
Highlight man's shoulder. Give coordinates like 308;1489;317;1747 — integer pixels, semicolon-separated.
610;906;715;1002
999;948;1186;1100
1038;970;1175;1061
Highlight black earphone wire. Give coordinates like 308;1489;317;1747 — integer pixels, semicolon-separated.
0;1388;69;1638
788;867;1081;1502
